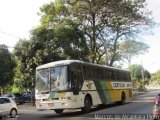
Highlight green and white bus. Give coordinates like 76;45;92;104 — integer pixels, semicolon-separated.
35;60;132;114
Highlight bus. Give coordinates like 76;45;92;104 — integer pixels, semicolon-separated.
35;60;132;114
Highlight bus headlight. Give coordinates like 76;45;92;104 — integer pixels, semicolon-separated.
62;103;68;106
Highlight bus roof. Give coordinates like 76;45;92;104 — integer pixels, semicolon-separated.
36;60;129;72
36;60;80;70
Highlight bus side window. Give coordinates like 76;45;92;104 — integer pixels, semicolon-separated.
93;68;104;80
111;70;114;81
83;66;93;80
113;71;118;81
124;72;128;81
127;72;131;81
119;71;123;81
104;70;111;80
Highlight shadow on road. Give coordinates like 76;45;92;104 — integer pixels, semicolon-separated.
39;102;131;119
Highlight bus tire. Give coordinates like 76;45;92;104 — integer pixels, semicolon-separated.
10;108;17;118
81;95;92;113
54;109;63;114
120;92;126;104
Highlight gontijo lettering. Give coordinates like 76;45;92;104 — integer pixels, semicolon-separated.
111;82;132;89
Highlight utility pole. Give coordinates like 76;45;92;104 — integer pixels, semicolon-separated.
141;61;145;84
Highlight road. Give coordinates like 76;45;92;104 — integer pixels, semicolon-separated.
15;89;159;120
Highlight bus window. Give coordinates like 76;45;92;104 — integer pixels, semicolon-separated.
110;70;114;81
104;69;112;80
83;66;93;80
113;71;118;81
127;72;131;81
71;63;81;71
93;68;104;80
118;71;123;81
124;72;128;81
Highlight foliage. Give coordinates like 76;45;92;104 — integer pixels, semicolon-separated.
138;85;147;92
119;40;149;65
0;44;15;89
128;64;151;86
69;0;152;65
151;71;160;84
39;0;152;65
11;86;20;93
53;19;89;60
13;21;89;88
129;64;142;80
12;0;153;91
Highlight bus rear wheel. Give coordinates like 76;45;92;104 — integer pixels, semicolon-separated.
54;109;63;114
81;96;92;113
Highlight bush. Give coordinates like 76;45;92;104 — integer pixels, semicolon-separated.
138;85;147;92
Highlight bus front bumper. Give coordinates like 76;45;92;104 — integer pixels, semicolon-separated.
36;100;78;110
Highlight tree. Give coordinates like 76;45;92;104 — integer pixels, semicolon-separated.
151;71;160;84
38;0;152;65
0;44;14;94
128;64;151;85
37;0;90;61
69;0;152;65
13;32;62;91
129;64;142;81
13;40;32;92
53;19;89;60
13;22;89;89
119;40;149;65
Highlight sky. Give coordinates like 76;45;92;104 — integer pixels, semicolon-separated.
131;0;160;73
0;0;52;47
0;0;160;73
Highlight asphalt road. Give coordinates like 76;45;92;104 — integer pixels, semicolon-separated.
12;89;159;120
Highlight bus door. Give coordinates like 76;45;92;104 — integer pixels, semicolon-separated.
70;63;82;95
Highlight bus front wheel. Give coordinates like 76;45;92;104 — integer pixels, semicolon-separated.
81;95;92;113
54;109;63;114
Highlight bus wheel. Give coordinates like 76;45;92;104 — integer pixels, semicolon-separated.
120;92;126;104
81;95;92;113
54;109;63;114
10;108;17;118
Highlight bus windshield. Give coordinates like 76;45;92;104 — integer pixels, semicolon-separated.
36;68;50;92
36;66;70;93
50;66;70;91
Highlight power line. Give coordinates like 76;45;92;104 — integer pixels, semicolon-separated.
0;30;20;39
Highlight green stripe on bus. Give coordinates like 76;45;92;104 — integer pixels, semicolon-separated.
49;92;55;98
93;80;112;103
49;92;59;98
